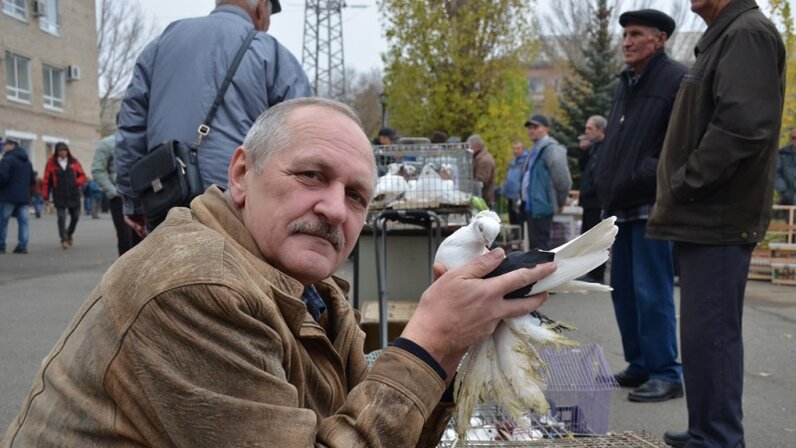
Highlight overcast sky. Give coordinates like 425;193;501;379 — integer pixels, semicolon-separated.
135;0;784;74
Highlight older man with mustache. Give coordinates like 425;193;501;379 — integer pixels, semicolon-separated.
3;98;555;447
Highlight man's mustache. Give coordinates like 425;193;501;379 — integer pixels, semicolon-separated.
289;219;345;251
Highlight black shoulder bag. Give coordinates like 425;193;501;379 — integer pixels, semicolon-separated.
129;29;257;230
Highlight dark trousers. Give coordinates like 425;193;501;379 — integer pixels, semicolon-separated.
528;214;553;250
677;242;753;448
611;220;680;383
507;199;526;239
56;207;80;241
109;197;141;256
581;207;606;281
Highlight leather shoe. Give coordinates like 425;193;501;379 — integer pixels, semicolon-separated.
614;369;648;388
663;430;690;447
628;378;683;402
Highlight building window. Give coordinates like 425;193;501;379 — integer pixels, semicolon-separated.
2;0;26;20
5;52;32;103
43;65;65;110
528;77;546;96
38;0;60;35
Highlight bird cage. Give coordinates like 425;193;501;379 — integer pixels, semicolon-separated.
371;142;475;219
442;344;619;445
437;432;669;447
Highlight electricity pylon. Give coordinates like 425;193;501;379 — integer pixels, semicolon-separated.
302;0;346;99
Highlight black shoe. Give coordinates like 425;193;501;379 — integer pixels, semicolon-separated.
614;369;649;388
628;379;683;402
663;430;690;447
12;247;27;254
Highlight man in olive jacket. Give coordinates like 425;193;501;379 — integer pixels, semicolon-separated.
2;98;554;447
647;1;785;446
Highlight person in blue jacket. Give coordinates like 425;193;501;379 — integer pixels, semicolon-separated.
0;138;34;254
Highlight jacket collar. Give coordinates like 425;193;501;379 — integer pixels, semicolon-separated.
620;49;667;85
190;186;351;335
695;0;758;57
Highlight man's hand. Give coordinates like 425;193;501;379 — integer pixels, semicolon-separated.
124;214;148;238
401;248;556;380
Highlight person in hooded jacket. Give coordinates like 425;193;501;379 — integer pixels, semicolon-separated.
43;142;87;249
0;139;35;254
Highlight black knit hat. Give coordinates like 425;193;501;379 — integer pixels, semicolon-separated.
619;9;676;37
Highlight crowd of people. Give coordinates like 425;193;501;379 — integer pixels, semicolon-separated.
0;1;792;447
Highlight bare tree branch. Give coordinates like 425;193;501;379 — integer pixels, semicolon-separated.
96;0;154;124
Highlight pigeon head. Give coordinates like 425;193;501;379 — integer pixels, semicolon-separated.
472;210;501;247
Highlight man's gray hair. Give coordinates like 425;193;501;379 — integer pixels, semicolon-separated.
243;96;368;174
467;134;485;150
587;115;607;130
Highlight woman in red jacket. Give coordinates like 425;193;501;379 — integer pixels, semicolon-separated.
43;142;86;249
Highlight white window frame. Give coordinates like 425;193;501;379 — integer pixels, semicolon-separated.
5;52;32;104
2;0;27;21
42;64;65;111
38;0;60;36
5;130;37;166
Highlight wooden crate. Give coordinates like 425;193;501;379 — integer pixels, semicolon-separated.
748;246;772;281
359;300;418;353
769;205;796;244
769;242;796;286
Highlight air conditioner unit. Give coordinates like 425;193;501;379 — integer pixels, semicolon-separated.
32;0;46;17
67;65;81;81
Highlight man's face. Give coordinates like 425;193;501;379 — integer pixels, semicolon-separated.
584;120;604;142
512;143;524;157
527;124;548;142
378;135;392;145
622;24;663;71
229;106;375;285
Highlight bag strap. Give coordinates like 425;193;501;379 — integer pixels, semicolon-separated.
195;29;258;146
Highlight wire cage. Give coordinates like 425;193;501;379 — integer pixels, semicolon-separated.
437;432;669;447
440;344;619;445
371;142;475;218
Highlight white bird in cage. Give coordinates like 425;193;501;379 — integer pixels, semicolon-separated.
373;164;409;206
433;211;618;437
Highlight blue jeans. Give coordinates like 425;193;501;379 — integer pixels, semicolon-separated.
31;194;44;217
610;220;681;383
0;202;29;251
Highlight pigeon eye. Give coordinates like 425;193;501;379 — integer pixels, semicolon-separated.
478;223;484;232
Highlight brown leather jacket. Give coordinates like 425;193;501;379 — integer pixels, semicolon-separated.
647;0;785;244
2;187;452;447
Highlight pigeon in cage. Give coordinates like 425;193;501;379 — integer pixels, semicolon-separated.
433;211;618;436
372;164;409;207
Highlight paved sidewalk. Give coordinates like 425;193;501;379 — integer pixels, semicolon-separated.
1;212;794;445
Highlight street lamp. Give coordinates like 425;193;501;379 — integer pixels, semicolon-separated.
378;92;387;128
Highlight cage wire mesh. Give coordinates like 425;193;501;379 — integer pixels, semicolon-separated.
439;344;619;444
370;142;474;228
437;432;669;447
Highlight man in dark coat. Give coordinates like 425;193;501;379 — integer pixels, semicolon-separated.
0;138;34;254
647;1;785;446
594;9;686;403
577;115;607;283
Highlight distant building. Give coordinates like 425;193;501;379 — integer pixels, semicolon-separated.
1;0;100;172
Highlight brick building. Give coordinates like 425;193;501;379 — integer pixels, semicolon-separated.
1;0;100;174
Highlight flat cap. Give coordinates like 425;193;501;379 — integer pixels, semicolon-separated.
619;9;675;37
524;114;550;128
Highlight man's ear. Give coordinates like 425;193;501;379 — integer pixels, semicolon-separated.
227;146;249;207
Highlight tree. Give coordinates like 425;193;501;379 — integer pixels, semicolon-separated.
768;0;796;144
338;67;385;140
379;0;536;182
96;0;154;135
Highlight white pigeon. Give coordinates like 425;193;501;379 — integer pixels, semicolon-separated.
433;213;618;436
373;164;409;207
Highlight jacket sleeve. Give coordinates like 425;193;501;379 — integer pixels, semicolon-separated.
91;143;118;199
42;161;53;200
670;28;784;202
73;160;87;189
546;144;573;208
115;38;160;215
108;285;449;448
0;159;10;187
266;41;313;104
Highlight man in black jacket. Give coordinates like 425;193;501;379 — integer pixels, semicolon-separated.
648;1;785;446
577;115;606;283
0;138;34;254
595;9;686;403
